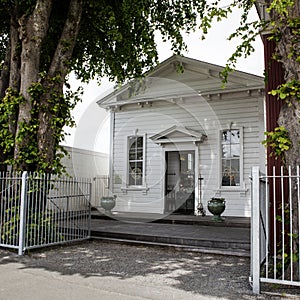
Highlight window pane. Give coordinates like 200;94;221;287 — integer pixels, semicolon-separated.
128;137;136;148
136;149;143;160
222;159;240;186
222;159;230;170
129;137;143;161
222;144;231;158
221;129;240;186
222;130;230;144
230;130;240;142
136;136;143;148
231;159;240;186
187;153;193;171
222;130;240;158
129;149;137;160
128;136;144;186
231;144;240;158
129;161;143;185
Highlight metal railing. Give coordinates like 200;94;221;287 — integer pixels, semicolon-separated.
251;166;300;293
0;171;91;255
92;175;110;208
0;172;23;250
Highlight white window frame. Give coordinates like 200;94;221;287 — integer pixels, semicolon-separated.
219;127;245;191
121;133;148;193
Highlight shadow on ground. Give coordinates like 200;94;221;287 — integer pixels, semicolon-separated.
0;240;299;299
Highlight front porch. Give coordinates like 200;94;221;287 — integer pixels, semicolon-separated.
90;210;250;256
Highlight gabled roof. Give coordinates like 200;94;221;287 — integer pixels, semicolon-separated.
97;55;264;110
150;125;207;145
255;1;270;21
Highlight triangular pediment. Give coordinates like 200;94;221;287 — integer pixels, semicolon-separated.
150;126;207;145
97;55;264;110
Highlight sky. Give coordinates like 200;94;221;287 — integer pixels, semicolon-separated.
63;5;264;154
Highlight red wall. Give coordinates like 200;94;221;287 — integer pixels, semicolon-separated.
263;35;285;172
263;35;287;250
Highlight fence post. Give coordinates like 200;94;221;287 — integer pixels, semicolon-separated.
251;166;261;294
18;171;28;256
88;180;92;238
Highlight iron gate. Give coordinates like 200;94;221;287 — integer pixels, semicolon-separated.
0;172;91;255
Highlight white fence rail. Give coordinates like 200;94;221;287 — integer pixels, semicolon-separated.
0;172;91;255
251;166;300;293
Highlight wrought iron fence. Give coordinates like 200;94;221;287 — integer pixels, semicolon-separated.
0;171;91;255
251;166;300;293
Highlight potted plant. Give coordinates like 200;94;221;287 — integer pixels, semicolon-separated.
207;197;226;222
101;195;117;215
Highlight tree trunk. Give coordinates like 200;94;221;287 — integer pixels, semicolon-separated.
9;12;21;92
0;40;10;98
277;99;300;280
37;0;83;172
273;1;300;280
0;40;10;171
14;0;53;170
278;100;300;168
8;12;22;142
37;82;62;173
0;11;21;171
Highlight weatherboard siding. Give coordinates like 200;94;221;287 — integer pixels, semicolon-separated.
111;91;264;216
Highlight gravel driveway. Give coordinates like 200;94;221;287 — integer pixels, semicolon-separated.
0;241;299;299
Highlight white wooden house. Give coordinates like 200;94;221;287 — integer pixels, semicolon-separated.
97;55;265;217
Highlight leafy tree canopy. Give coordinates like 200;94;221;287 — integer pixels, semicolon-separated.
0;0;299;174
0;0;260;84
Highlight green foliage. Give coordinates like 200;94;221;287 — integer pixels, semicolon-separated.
270;202;299;278
269;79;300;102
267;0;295;16
0;88;23;155
1;204;20;245
186;0;263;83
73;0;212;83
1;205;64;247
0;0;298;173
267;0;300;64
262;126;292;159
25;210;63;246
0;79;82;174
221;19;262;82
27;78;82;174
3;0;245;172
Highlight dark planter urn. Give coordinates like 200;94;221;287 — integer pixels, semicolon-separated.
101;195;116;215
207;197;226;222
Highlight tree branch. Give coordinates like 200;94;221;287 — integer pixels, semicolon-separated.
49;0;83;78
36;0;83;172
